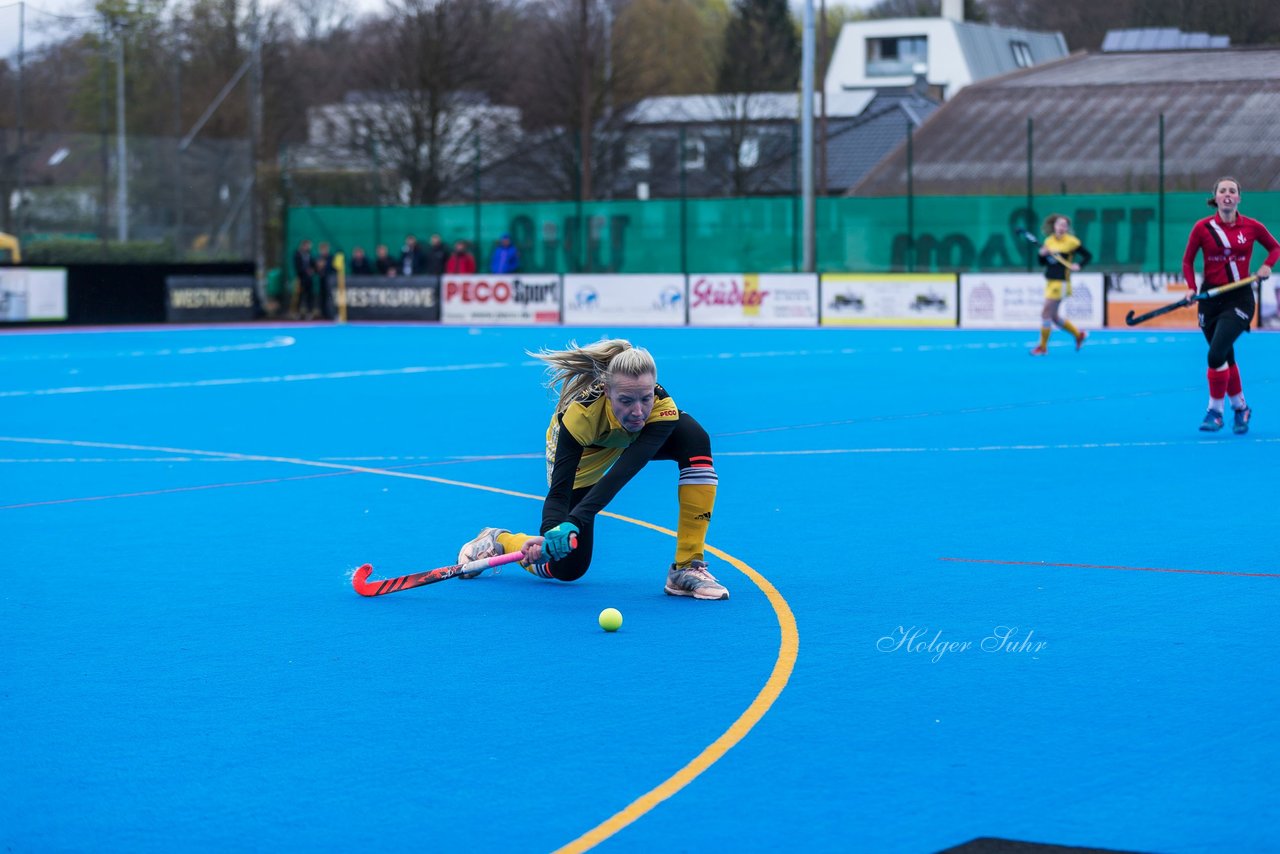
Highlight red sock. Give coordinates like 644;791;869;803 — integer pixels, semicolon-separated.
1227;364;1242;397
1207;367;1229;399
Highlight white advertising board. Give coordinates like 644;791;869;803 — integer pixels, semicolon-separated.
687;273;818;327
562;274;687;326
959;273;1103;329
821;274;957;327
0;267;68;322
441;275;560;325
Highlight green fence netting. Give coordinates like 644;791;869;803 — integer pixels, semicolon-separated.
286;191;1280;278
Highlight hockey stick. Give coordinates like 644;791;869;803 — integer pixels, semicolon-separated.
351;534;573;596
1016;228;1073;267
352;550;526;596
1124;276;1260;326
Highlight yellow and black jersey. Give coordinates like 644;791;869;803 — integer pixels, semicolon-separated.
543;383;680;530
1040;234;1092;281
560;382;678;450
546;382;679;489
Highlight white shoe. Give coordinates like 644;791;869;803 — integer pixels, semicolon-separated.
664;560;729;600
457;527;507;578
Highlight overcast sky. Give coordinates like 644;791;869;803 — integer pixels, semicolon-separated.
1;0;880;67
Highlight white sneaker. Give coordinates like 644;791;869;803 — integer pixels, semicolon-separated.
457;527;507;578
665;560;729;600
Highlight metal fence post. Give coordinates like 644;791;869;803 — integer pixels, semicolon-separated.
1158;113;1165;271
1025;116;1034;272
907;119;915;273
679;126;688;275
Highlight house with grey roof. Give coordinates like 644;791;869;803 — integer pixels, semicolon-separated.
596;86;939;199
823;0;1068;102
468;6;1067;202
850;47;1280;197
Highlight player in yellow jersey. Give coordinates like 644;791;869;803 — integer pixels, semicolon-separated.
1031;213;1092;355
454;338;728;600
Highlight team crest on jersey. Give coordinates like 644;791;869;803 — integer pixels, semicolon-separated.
574;382;606;404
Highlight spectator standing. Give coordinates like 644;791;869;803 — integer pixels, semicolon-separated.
315;241;335;319
446;240;477;274
292;238;316;319
375;244;398;277
424;234;450;276
349;246;374;276
400;235;425;276
489;233;520;274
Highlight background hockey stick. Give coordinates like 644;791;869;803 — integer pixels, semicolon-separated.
352;550;526;596
1124;276;1260;326
1016;227;1073;267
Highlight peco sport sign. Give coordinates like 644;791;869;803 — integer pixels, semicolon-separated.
441;275;560;325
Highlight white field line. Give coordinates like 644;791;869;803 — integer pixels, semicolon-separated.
1;334;1192;397
0;362;512;397
3;438;1272;468
0;335;297;363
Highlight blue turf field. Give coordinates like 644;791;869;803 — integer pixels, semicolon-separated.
3;323;1278;853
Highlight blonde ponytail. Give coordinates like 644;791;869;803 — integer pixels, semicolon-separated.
529;338;657;413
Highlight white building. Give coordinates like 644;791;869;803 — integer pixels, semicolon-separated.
824;0;1068;101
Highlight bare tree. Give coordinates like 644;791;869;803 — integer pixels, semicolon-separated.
285;0;354;42
696;0;797;195
333;0;517;204
498;0;612;200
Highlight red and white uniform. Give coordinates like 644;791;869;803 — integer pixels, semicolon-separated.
1182;213;1280;293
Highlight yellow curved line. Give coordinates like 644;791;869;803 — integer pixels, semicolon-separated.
554;511;798;854
0;435;800;851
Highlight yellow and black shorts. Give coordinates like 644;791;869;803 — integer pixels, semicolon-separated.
1044;279;1071;300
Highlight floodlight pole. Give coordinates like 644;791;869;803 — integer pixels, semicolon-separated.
114;17;128;242
16;0;26;236
250;0;264;298
800;0;816;272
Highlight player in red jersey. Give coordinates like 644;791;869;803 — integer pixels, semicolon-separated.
1182;177;1278;434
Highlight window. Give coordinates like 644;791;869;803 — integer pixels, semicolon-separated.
682;137;706;171
1011;41;1033;67
626;140;651;172
737;137;759;169
866;36;927;77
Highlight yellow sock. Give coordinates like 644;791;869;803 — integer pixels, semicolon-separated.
496;531;549;576
496;531;527;554
675;483;716;567
1061;319;1079;337
1038;326;1051;348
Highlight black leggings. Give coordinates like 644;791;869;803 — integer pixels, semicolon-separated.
1200;293;1254;368
549;413;713;582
